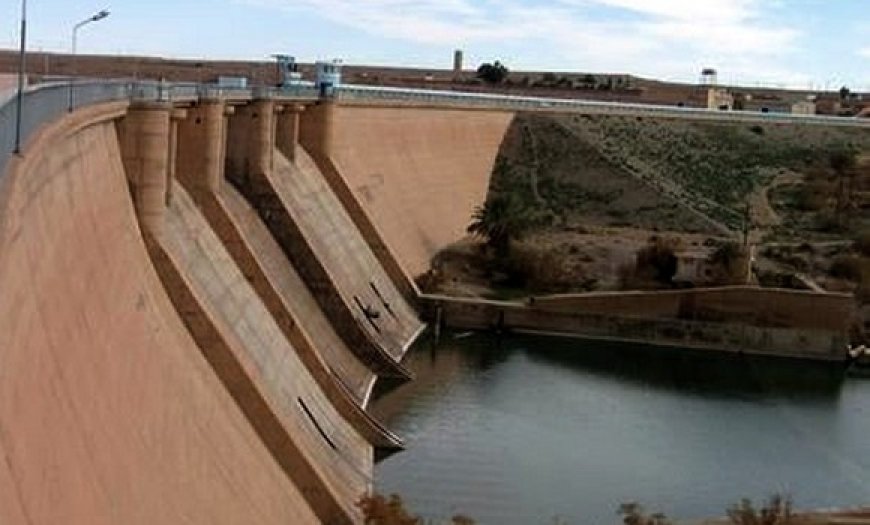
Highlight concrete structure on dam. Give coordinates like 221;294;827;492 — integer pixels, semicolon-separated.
1;79;867;523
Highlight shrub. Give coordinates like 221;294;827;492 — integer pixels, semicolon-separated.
710;241;749;284
796;182;829;211
727;494;793;525
357;493;419;525
635;237;681;284
829;255;863;281
816;209;843;232
357;494;475;525
618;502;673;525
476;61;509;84
854;231;870;256
501;246;578;293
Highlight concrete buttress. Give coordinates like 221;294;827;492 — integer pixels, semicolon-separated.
120;101;172;240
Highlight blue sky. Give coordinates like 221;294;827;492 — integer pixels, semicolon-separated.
1;0;869;89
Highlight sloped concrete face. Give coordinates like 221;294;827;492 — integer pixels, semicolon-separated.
0;105;319;524
153;181;372;523
174;101;398;445
302;104;515;279
285;149;425;358
225;100;424;377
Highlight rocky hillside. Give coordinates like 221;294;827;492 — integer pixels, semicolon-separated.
491;113;870;238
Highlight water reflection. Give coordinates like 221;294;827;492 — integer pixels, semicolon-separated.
514;335;847;402
372;332;869;524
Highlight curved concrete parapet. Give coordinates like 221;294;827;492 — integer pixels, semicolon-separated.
0;104;319;524
300;103;515;280
150;181;374;523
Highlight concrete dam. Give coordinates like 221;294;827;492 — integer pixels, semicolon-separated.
0;81;866;523
0;82;515;524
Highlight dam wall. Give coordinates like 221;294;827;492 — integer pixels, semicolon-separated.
299;102;514;280
422;287;854;361
533;287;856;333
5;80;861;523
0;103;320;523
0;85;439;522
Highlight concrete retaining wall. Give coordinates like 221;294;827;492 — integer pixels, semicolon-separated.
423;291;851;361
534;287;856;332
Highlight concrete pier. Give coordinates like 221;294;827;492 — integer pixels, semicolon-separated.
120;101;172;239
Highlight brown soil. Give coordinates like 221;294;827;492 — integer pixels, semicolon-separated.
429;227;723;299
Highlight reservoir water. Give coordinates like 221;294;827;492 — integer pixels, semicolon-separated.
370;333;870;524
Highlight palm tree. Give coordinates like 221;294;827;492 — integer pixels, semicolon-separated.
467;194;538;256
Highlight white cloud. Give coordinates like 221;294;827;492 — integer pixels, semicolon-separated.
859;47;870;58
248;0;804;84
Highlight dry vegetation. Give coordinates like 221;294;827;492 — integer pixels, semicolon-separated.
424;113;870;313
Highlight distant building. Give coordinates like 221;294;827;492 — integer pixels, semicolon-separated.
674;249;715;285
737;94;793;114
791;100;817;115
674;246;752;286
706;88;734;110
453;50;464;76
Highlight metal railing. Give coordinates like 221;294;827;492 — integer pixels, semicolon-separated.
0;80;130;181
0;79;319;180
4;77;870;184
336;83;870;128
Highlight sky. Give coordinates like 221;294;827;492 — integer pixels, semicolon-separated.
1;0;869;90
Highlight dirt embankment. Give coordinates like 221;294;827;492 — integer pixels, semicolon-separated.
427;113;870;303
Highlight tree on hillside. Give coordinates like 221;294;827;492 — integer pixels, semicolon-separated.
839;86;852;102
476;61;509;84
831;149;858;227
467;194;538;256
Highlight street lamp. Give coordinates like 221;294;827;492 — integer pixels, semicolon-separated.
13;0;27;154
68;8;110;112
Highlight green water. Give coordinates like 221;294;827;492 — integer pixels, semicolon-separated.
370;333;870;524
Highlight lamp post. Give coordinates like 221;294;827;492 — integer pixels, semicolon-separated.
68;9;110;112
13;0;27;155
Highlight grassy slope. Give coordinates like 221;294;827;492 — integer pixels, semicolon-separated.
491;113;870;236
